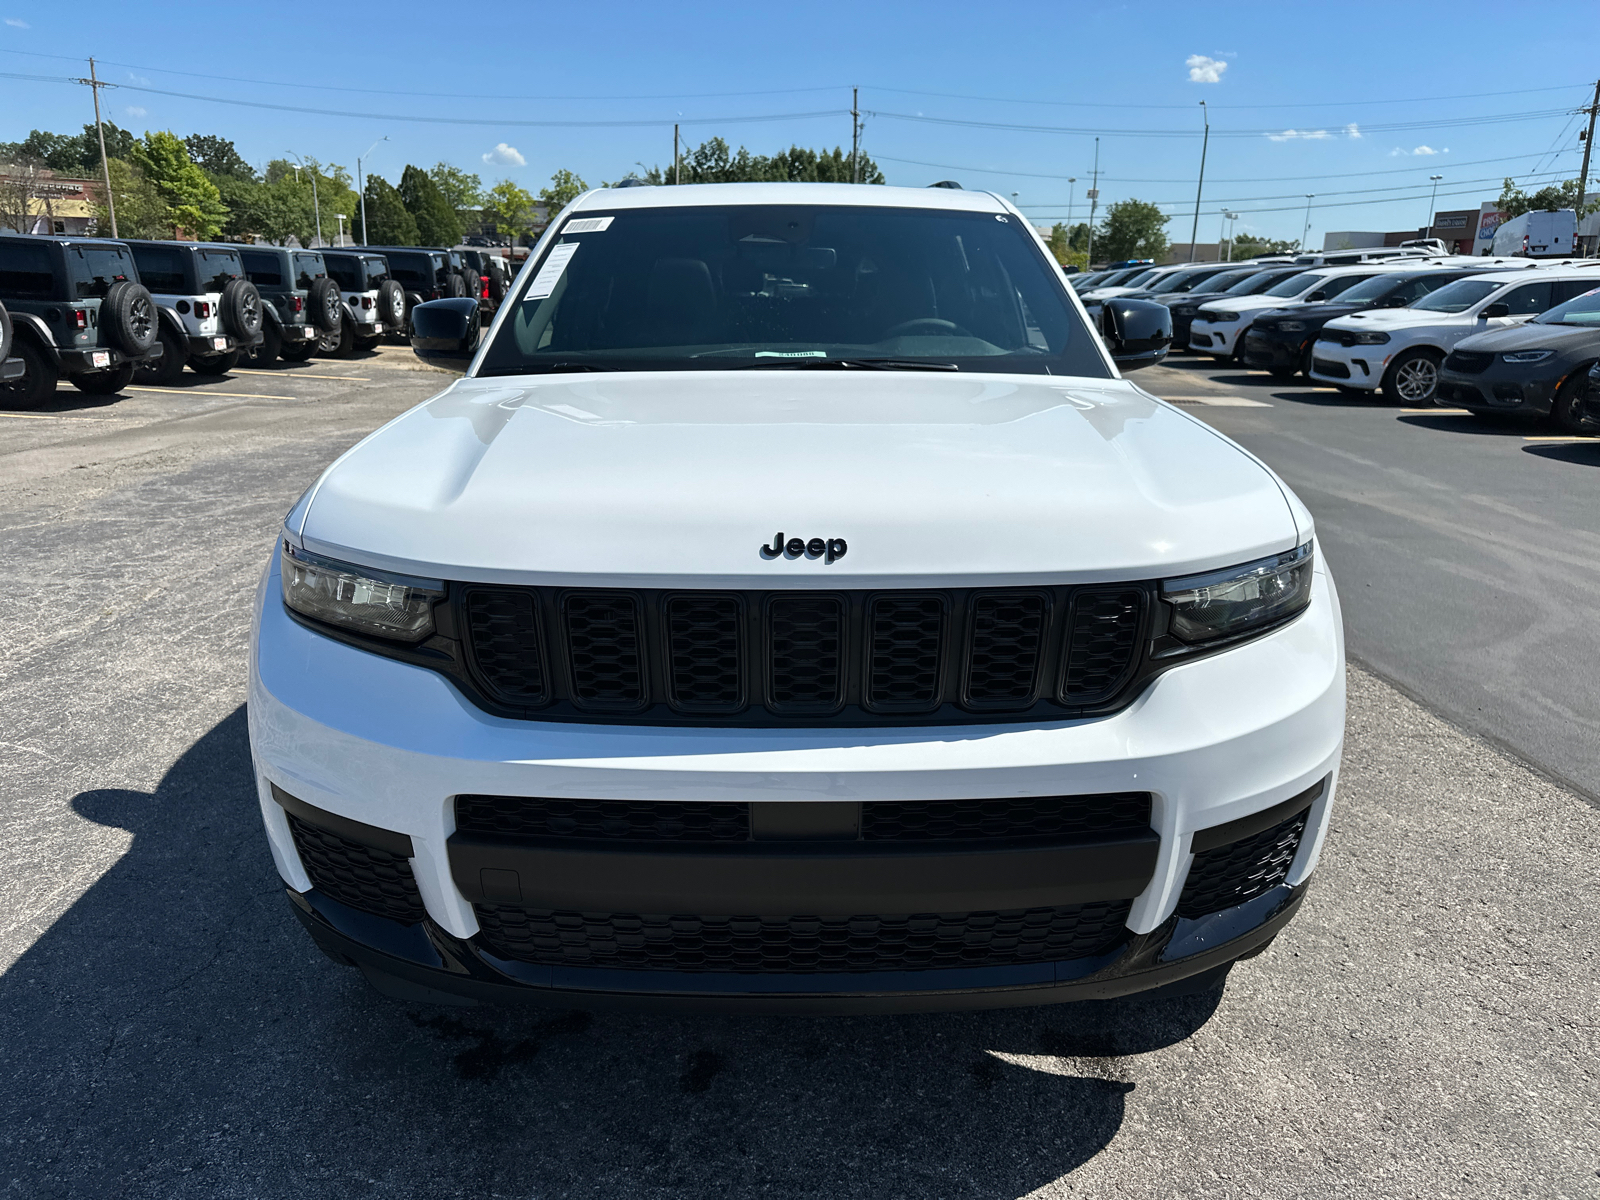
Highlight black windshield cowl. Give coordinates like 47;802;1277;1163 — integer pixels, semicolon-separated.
737;358;960;372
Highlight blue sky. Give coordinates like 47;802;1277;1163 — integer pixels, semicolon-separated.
2;0;1594;246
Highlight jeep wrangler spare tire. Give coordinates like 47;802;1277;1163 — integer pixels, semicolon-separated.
309;277;342;332
101;281;158;355
445;271;467;299
220;278;264;340
378;279;406;329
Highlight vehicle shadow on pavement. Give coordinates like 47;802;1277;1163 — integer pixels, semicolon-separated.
1396;413;1528;436
0;706;1222;1199
1522;441;1600;464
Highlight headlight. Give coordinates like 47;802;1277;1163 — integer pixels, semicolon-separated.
1275;320;1307;333
1351;332;1390;345
1501;349;1554;363
1210;311;1240;322
281;543;443;641
1162;542;1314;644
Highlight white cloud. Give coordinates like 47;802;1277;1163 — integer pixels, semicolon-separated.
1412;145;1439;156
1186;54;1227;84
4;16;29;26
127;71;149;85
1345;123;1362;139
125;105;146;118
1390;145;1449;157
481;142;526;167
1267;128;1333;142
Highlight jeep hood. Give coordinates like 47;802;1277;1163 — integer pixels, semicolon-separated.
294;372;1301;588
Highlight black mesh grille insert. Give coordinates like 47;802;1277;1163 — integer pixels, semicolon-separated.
1177;808;1309;919
768;597;844;711
862;794;1151;843
1061;590;1142;703
565;593;645;710
288;814;425;923
474;900;1133;972
866;596;945;711
455;796;750;842
1444;350;1493;375
666;595;742;711
463;587;547;704
965;593;1047;707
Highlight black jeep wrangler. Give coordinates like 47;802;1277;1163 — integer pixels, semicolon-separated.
361;247;454;338
456;247;512;320
237;246;342;366
318;250;406;357
0;234;161;409
120;240;264;384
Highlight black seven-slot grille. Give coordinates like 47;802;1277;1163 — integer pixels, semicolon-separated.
459;585;1146;725
1443;350;1493;375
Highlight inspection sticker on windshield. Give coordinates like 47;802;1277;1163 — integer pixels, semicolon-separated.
527;243;579;300
562;216;615;234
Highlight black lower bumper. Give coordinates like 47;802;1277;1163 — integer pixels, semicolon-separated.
56;344;159;372
1241;330;1308;371
186;332;237;356
1437;371;1556;415
287;880;1307;1013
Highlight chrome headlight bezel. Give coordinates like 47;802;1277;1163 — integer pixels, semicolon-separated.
1500;349;1554;364
1161;542;1315;645
280;542;444;642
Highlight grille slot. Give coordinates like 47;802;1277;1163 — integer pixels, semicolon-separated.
862;794;1151;843
767;596;845;712
1444;350;1493;374
456;796;750;842
463;587;547;705
1061;590;1143;704
564;593;645;710
665;594;743;712
964;592;1047;708
288;814;425;923
474;901;1133;972
865;595;946;712
1177;808;1309;919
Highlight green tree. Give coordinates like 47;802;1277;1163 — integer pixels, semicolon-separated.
185;134;256;182
399;164;462;245
481;179;537;242
0;123;137;175
640;138;885;185
131;130;227;239
1094;199;1169;263
1496;176;1600;218
428;162;484;213
1045;223;1088;272
91;157;169;238
1230;233;1299;258
538;168;588;215
363;175;420;245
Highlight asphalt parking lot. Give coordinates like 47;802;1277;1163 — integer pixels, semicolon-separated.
1;349;1596;1198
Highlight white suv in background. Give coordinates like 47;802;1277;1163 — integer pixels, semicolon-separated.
1307;268;1600;404
1188;265;1406;362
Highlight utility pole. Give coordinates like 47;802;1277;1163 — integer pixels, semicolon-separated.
1188;100;1209;262
1067;177;1076;233
356;136;388;246
288;152;321;246
73;57;117;236
1302;194;1315;251
851;87;861;184
1425;174;1443;239
1577;79;1600;255
1085;138;1100;267
673;124;680;186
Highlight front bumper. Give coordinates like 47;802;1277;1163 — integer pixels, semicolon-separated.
1437;363;1565;415
249;553;1345;1009
1308;340;1382;391
1242;329;1313;372
1187;317;1248;357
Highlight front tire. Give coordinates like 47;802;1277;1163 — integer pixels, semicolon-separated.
0;339;57;410
69;364;135;395
1550;371;1593;434
134;325;186;386
1382;348;1442;406
189;350;241;376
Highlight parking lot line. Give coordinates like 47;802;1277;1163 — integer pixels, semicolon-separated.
1402;408;1470;414
0;412;115;421
123;387;300;401
1523;435;1598;442
231;370;370;382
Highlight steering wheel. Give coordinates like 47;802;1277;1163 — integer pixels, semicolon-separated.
880;317;974;340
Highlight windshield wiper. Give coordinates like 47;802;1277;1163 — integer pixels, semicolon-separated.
522;362;620;374
737;358;959;372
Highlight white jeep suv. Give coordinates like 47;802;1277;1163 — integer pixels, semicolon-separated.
248;183;1345;1011
1307;268;1600;404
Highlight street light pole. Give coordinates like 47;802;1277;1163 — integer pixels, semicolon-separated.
288;151;321;246
1426;174;1443;240
356;135;388;246
1302;194;1315;251
1188;100;1209;262
1067;177;1076;232
1085;138;1100;267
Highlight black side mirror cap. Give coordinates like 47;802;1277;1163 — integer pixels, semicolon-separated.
1479;302;1511;319
410;298;482;362
1304;290;1327;302
1099;298;1172;372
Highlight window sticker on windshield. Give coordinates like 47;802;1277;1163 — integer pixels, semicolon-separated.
754;350;827;358
563;216;614;234
527;242;579;300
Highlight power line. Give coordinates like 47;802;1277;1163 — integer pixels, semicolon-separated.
868;82;1593;112
1012;169;1570;211
868;107;1573;140
1024;180;1533;219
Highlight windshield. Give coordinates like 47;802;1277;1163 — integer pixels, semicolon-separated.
1264;271;1327;298
477;203;1106;377
1535;285;1600;326
1149;267;1232;295
1334;273;1416;304
1070;272;1105;291
1412;278;1504;313
1192;269;1253;294
67;245;136;299
1223;268;1298;295
1118;268;1161;288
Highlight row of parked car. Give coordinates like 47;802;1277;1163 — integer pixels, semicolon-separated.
0;232;516;409
1071;247;1600;432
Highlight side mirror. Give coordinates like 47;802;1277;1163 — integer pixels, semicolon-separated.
1480;302;1511;319
1304;290;1327;302
1099;298;1171;372
410;298;481;362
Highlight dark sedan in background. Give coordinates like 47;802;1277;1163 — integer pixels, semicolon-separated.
1438;284;1600;432
1242;267;1499;380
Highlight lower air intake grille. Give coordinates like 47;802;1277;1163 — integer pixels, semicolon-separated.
1177;808;1309;919
862;794;1151;843
455;796;751;842
474;900;1133;972
288;814;425;923
1062;590;1143;703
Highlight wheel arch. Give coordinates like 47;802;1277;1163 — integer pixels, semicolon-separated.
8;313;62;365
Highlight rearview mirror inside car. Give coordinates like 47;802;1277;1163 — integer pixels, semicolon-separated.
1099;298;1171;372
410;298;482;362
1479;302;1511;319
